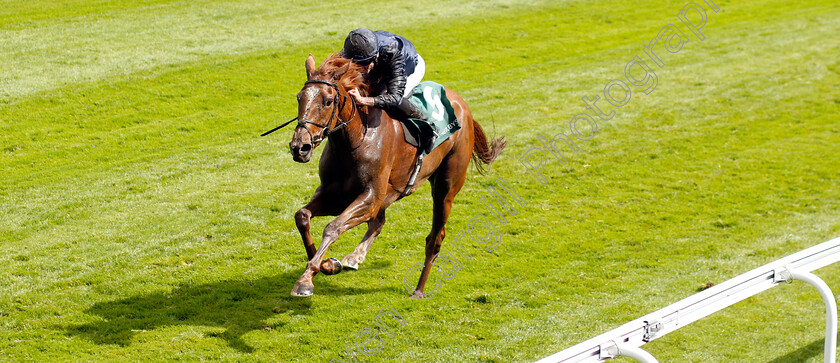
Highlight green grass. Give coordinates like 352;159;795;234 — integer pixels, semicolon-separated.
1;0;839;361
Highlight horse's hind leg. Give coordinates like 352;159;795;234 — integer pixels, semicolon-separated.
412;156;469;299
341;209;386;271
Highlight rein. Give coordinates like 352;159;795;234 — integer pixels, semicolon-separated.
262;79;362;150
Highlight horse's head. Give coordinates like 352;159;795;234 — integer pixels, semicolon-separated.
289;54;357;163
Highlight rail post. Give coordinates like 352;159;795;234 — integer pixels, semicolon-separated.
776;266;838;363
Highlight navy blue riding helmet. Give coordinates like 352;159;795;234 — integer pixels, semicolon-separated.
343;28;379;64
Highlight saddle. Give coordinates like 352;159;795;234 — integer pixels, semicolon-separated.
399;81;461;155
396;81;461;197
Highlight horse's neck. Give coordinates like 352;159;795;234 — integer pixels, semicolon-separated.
329;96;366;152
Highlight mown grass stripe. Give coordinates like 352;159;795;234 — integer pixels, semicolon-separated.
1;0;839;361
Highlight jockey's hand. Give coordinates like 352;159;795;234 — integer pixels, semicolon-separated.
348;88;375;107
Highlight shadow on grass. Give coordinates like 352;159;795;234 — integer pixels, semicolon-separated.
768;338;825;363
64;263;392;352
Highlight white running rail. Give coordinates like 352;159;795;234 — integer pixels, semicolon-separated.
535;237;840;363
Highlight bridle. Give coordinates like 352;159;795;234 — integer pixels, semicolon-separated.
295;79;359;146
261;78;362;149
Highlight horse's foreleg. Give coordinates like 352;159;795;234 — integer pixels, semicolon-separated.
291;191;379;297
295;188;329;261
341;209;386;270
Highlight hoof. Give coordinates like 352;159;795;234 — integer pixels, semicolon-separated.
320;257;343;276
291;282;314;297
410;290;425;299
341;255;360;271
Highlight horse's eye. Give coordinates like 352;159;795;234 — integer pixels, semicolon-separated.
324;98;333;106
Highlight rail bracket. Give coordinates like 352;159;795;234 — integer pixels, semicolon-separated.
599;341;619;360
643;319;663;342
773;266;793;284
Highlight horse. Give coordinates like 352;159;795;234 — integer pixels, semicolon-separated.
287;53;505;298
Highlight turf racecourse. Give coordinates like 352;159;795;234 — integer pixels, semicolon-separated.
1;0;839;361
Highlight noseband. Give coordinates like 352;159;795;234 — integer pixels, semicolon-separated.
297;79;359;146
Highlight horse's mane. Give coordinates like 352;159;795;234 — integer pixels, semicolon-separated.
313;53;370;95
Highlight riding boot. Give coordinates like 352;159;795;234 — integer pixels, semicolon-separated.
397;98;437;154
421;127;437;155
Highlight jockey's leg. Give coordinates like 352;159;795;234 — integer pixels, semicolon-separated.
403;54;425;98
396;98;437;154
399;55;436;153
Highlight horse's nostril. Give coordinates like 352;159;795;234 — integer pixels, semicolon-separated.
300;144;312;153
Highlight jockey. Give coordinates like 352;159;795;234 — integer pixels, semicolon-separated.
341;28;436;154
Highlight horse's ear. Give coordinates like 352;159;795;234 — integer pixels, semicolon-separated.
305;54;316;79
332;63;351;80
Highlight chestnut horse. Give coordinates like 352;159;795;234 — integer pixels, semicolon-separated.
287;54;505;298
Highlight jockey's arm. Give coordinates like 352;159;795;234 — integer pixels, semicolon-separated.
347;88;374;106
372;43;407;111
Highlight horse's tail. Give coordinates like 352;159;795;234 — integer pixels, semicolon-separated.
471;120;506;174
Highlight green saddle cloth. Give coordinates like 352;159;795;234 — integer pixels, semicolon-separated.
401;81;461;155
